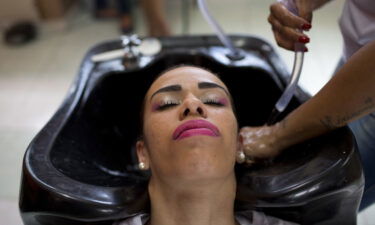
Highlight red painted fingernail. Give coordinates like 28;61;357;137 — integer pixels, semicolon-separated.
298;36;310;43
301;23;312;30
304;47;308;52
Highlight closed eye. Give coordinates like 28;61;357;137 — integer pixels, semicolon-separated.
203;99;225;106
156;100;181;111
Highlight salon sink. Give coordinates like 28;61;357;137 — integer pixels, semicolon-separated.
19;35;363;225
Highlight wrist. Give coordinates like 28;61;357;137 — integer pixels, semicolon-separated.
271;120;299;151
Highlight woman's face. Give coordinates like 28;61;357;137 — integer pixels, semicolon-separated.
137;66;239;183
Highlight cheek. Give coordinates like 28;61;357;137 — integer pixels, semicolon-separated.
143;113;174;148
222;112;238;150
145;118;165;141
215;109;237;133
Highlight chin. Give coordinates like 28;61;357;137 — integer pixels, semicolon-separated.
174;136;223;152
175;158;234;182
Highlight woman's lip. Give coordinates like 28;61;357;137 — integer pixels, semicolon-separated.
173;119;220;140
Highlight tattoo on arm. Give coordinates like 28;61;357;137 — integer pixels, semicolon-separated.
320;97;375;129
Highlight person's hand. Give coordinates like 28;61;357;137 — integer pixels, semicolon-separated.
268;0;314;51
239;124;286;163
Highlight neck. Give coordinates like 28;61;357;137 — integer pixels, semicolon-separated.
147;175;237;225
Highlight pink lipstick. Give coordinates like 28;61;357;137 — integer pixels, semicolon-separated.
173;119;220;140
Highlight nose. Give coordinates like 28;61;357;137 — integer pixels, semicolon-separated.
179;95;207;120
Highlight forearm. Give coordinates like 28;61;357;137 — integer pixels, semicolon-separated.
277;40;375;147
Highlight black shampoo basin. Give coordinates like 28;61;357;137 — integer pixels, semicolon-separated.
19;35;363;225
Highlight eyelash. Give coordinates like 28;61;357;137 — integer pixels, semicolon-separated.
156;98;224;111
157;100;181;110
202;99;225;106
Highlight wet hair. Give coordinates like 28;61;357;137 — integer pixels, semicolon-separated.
138;64;237;140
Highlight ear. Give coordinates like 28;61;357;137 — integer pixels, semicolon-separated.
136;140;150;170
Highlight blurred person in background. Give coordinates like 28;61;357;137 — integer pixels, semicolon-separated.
95;0;134;33
140;0;171;36
94;0;171;36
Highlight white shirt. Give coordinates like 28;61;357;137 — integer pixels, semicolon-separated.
113;211;299;225
339;0;375;61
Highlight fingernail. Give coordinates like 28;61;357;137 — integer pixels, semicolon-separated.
301;23;312;30
298;36;310;43
304;47;308;52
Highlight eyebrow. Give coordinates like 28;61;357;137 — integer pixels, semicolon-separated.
150;82;229;100
150;85;182;100
198;82;229;96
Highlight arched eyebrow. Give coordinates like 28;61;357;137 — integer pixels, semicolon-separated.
198;82;229;96
151;85;182;100
150;82;229;101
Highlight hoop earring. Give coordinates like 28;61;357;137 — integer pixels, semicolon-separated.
236;151;245;164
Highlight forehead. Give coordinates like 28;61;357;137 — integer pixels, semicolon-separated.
146;66;227;97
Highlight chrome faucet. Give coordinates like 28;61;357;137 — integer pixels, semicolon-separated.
121;34;141;68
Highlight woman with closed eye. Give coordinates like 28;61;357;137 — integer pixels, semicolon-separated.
114;66;297;225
